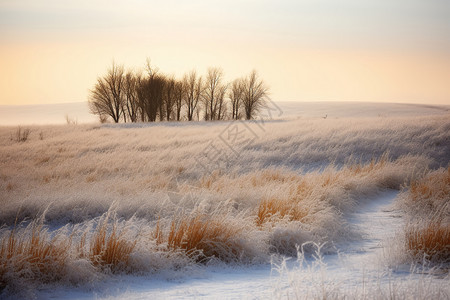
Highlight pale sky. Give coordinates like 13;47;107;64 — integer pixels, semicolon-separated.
1;0;449;105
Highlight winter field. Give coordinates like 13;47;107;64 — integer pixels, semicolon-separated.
0;101;449;299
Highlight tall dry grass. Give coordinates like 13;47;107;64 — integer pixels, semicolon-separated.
405;222;450;263
408;166;450;216
256;197;308;226
0;111;449;296
84;213;137;271
187;155;428;256
0;158;442;298
0;210;254;295
398;167;450;265
0;215;141;295
0;155;435;295
255;156;392;227
166;214;245;262
0;114;448;225
0;220;71;291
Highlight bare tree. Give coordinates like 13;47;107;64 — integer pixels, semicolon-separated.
123;70;140;122
139;74;165;122
137;61;166;122
183;70;203;121
173;80;185;121
216;84;228;120
203;67;227;121
242;70;269;120
135;74;147;122
89;62;125;123
88;61;270;123
158;78;166;122
164;76;176;121
229;78;244;120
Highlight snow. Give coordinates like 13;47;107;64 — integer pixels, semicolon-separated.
0;101;449;126
0;102;97;126
1;101;449;299
35;191;448;300
276;101;450;119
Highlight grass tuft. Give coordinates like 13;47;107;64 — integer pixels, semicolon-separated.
11;126;31;143
409;166;450;207
400;166;450;264
152;217;164;246
256;197;307;226
87;214;136;272
0;221;71;289
166;214;244;262
405;222;450;263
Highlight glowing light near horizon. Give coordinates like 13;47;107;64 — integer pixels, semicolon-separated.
0;0;449;105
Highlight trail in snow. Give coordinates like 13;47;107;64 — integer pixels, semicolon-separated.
336;190;404;272
37;190;416;300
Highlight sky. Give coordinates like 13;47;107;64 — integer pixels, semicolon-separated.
1;0;450;105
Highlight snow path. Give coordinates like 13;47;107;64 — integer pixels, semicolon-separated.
337;189;403;271
40;191;409;299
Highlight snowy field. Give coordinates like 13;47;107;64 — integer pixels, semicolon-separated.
0;101;449;299
1;101;449;126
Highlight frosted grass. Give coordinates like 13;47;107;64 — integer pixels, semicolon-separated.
0;103;449;298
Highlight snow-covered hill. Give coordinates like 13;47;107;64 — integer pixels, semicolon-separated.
0;101;449;299
0;101;449;125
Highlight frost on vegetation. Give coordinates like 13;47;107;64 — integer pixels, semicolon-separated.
272;242;450;300
9;126;31;143
396;167;450;266
0;211;196;298
0;156;435;297
0;113;449;296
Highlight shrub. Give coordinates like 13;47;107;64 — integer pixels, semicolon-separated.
65;114;78;125
11;126;31;142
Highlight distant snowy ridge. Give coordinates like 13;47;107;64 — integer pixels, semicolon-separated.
0;101;449;125
0;102;97;125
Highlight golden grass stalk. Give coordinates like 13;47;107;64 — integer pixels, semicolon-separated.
0;222;71;287
0;212;140;292
401;166;450;264
152;217;164;246
88;215;136;271
256;197;307;226
166;214;243;262
348;155;388;175
409;166;450;204
405;222;450;263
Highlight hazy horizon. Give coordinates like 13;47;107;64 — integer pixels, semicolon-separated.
1;0;450;106
0;100;449;126
2;98;450;107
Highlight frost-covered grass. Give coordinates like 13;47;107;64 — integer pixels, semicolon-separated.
398;167;450;265
273;243;450;300
0;217;71;290
1;114;448;225
0;104;449;298
406;222;450;264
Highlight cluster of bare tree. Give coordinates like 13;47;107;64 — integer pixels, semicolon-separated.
88;61;269;123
